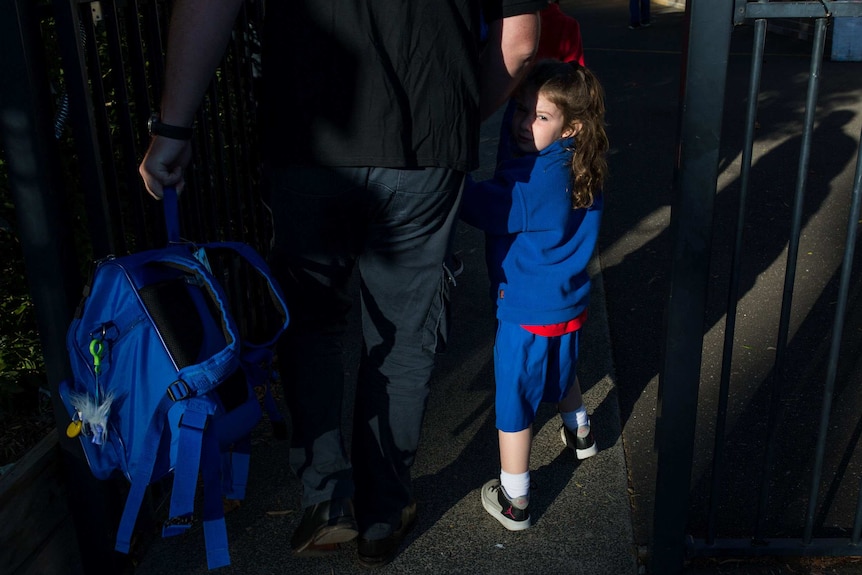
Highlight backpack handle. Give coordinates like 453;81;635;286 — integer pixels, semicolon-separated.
163;186;181;244
159;189;288;350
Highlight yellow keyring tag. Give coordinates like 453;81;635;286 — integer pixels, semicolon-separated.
66;419;83;438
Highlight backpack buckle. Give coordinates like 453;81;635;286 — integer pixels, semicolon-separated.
167;379;191;401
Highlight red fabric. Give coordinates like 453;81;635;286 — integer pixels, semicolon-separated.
522;309;589;337
536;3;585;66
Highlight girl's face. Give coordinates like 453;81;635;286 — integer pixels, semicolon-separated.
512;89;578;154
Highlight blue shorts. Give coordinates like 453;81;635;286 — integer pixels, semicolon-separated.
493;320;580;433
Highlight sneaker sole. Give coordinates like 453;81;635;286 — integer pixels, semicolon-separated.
293;524;359;556
577;443;599;460
560;426;599;460
480;481;531;531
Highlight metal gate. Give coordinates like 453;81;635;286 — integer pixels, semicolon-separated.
653;1;862;573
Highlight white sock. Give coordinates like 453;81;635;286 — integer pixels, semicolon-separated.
561;404;589;431
500;469;530;500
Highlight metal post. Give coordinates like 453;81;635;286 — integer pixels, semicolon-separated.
0;0;80;416
651;0;734;573
0;1;127;573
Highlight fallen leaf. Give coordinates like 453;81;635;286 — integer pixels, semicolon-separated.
266;509;295;516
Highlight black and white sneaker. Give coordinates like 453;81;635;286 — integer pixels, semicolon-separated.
560;425;599;460
480;479;531;531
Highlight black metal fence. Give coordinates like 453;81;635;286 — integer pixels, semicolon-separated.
49;0;267;260
653;1;862;573
1;0;269;391
1;0;268;572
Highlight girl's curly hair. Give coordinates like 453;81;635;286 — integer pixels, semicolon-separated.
520;59;609;209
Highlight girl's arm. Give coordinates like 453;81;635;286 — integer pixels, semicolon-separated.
460;172;527;235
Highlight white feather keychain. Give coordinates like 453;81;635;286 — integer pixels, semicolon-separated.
67;390;114;445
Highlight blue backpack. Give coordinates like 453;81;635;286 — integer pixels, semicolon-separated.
59;189;289;569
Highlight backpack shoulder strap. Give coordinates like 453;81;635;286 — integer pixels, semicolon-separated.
198;241;289;435
163;399;231;570
200;241;290;348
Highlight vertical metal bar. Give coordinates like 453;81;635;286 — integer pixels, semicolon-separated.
803;103;862;545
184;113;205;240
708;15;768;547
102;0;148;249
213;57;234;238
138;0;170;243
124;0;150;151
123;0;159;249
244;2;267;254
223;37;243;242
79;1;126;255
754;17;828;542
142;0;166;108
183;130;204;241
651;0;734;572
201;85;221;237
81;7;126;254
52;0;115;257
232;5;259;247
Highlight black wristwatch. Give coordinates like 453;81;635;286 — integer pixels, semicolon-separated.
148;113;193;140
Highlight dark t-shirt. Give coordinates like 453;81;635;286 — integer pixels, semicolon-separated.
261;0;546;172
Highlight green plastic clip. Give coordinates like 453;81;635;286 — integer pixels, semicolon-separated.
89;339;105;374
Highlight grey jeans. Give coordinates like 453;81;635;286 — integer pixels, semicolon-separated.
264;165;463;534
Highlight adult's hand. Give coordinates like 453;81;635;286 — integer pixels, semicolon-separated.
139;136;192;200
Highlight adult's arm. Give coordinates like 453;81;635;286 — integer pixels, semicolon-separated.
138;0;244;199
479;11;540;121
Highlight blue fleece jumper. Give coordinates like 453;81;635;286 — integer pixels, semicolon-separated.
460;136;603;327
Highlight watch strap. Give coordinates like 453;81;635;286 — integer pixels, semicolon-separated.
149;114;193;140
